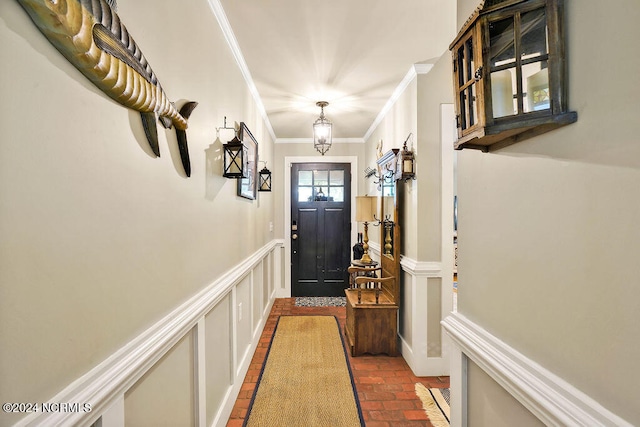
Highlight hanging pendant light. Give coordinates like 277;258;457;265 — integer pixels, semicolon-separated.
313;101;332;155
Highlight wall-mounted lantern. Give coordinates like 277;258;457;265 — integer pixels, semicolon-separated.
397;133;415;181
218;116;246;179
258;162;272;192
223;134;245;179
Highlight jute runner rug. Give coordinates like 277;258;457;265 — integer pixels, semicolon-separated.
244;315;364;427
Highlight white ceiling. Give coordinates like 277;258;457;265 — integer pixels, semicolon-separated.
216;0;457;142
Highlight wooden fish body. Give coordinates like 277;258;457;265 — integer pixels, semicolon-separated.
17;0;197;176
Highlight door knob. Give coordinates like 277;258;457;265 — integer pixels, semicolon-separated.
292;234;298;240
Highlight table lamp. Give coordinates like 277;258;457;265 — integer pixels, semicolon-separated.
355;196;377;264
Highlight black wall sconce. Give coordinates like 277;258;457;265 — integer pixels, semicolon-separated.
219;117;246;179
258;161;272;192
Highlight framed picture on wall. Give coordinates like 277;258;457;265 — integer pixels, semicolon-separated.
237;122;258;200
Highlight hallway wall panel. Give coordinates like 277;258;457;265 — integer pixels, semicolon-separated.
451;0;640;425
0;0;275;424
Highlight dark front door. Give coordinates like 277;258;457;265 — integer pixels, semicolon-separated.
291;163;351;297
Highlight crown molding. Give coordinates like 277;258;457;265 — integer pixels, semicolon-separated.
363;63;435;141
207;0;276;142
276;138;365;144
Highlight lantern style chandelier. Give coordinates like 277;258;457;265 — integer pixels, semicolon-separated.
312;101;332;155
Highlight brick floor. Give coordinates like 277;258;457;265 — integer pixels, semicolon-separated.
226;298;450;426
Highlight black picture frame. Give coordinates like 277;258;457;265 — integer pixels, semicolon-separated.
237;122;258;200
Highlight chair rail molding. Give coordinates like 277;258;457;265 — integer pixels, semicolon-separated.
400;256;442;277
442;312;633;427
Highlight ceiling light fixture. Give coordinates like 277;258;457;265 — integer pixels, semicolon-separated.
313;101;332;155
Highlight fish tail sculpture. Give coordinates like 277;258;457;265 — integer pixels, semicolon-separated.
17;0;198;177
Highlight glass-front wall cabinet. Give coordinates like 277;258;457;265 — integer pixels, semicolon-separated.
450;0;576;151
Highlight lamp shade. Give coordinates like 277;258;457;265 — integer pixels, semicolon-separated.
355;196;377;223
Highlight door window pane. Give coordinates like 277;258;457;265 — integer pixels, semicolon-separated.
329;187;344;202
298;187;312;202
313;170;328;186
314;186;328;201
298;170;312;186
330;170;344;186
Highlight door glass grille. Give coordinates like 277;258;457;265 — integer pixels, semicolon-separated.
297;169;346;202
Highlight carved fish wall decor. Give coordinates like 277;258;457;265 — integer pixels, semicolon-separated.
17;0;198;176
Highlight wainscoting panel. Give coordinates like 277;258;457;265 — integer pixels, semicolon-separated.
442;312;633;427
366;244;452;377
124;331;196;426
14;240;282;427
399;255;451;376
204;294;232;427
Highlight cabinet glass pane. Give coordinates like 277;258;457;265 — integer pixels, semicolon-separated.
466;83;477;127
524;65;549;112
465;37;475;83
313;170;328;186
521;8;548;61
489;17;515;68
491;69;516;118
458;90;468;129
456;46;466;87
521;8;549;113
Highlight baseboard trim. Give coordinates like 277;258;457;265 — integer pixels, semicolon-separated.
400;335;449;376
442;312;633;427
14;240;281;427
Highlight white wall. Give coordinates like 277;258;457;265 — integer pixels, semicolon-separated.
0;0;275;425
449;0;640;425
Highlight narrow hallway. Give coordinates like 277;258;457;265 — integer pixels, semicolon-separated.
226;298;450;427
